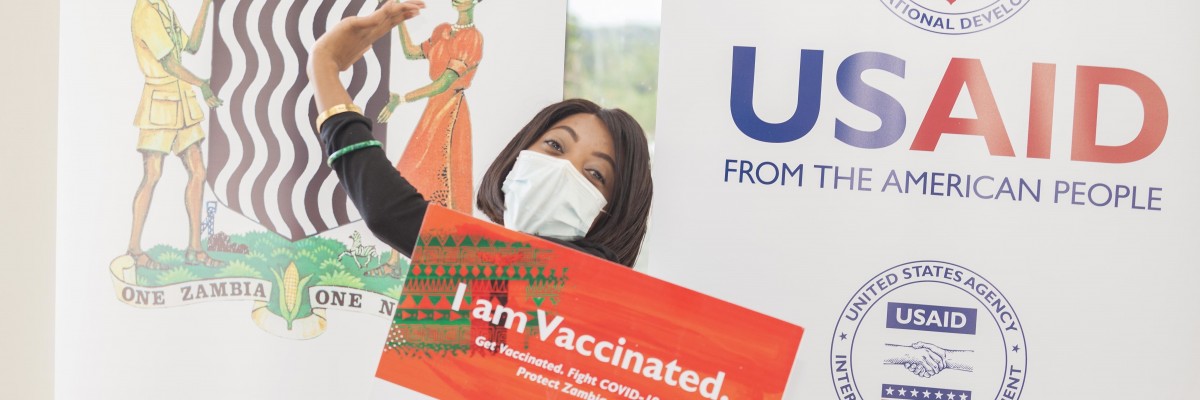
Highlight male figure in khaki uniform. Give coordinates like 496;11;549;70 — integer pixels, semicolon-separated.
128;0;224;268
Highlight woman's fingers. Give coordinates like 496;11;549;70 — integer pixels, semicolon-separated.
379;1;425;25
397;0;426;12
356;2;424;48
312;0;425;72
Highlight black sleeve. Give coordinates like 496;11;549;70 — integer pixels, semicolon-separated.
319;112;428;258
319;112;623;266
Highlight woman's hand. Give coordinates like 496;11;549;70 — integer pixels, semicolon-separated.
310;1;425;73
309;1;424;113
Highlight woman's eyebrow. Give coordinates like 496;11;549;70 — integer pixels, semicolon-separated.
593;152;616;171
548;125;578;142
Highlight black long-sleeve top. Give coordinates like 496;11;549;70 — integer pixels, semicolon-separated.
319;112;618;263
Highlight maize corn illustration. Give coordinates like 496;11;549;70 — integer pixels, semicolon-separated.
271;261;312;330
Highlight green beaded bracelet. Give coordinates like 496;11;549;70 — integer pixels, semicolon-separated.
327;140;383;167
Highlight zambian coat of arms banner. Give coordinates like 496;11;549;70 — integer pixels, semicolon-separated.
57;0;568;398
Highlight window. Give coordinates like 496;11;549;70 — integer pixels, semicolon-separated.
565;0;662;148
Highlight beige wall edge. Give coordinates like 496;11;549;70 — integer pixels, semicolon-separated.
0;2;59;400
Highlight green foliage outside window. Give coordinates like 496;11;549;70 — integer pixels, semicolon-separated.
564;14;661;144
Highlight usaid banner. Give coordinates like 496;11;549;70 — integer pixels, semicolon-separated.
650;0;1199;399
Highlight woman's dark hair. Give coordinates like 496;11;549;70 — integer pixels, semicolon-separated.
477;99;653;267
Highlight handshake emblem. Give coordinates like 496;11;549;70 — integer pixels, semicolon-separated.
883;342;974;378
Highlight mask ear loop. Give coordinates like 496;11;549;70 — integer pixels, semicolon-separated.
587;208;609;237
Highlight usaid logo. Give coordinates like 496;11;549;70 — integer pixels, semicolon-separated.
887;303;978;335
831;261;1027;400
880;0;1030;35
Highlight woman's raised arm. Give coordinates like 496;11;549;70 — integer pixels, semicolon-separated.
307;1;430;257
308;1;425;111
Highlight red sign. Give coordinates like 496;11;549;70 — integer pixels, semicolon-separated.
373;205;804;399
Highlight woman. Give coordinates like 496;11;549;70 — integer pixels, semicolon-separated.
308;1;652;267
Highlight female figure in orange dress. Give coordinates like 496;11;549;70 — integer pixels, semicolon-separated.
376;0;483;271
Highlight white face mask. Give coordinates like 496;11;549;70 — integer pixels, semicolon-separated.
501;150;608;240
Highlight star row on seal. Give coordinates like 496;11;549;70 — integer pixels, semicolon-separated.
882;385;971;400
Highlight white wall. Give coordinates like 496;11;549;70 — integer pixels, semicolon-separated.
0;2;58;399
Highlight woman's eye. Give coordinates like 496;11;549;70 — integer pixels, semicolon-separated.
588;169;606;185
544;139;563;153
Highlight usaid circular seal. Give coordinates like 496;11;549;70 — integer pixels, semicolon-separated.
879;0;1030;35
830;261;1027;400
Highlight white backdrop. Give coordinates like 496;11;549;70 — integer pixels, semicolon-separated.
56;0;565;399
649;0;1199;398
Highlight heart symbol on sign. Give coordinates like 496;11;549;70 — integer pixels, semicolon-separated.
947;0;957;4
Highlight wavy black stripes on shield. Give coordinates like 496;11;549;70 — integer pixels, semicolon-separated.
207;0;392;240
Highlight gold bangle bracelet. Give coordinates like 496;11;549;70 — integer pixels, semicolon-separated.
315;103;364;131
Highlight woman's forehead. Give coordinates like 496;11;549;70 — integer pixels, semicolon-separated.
548;113;613;148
